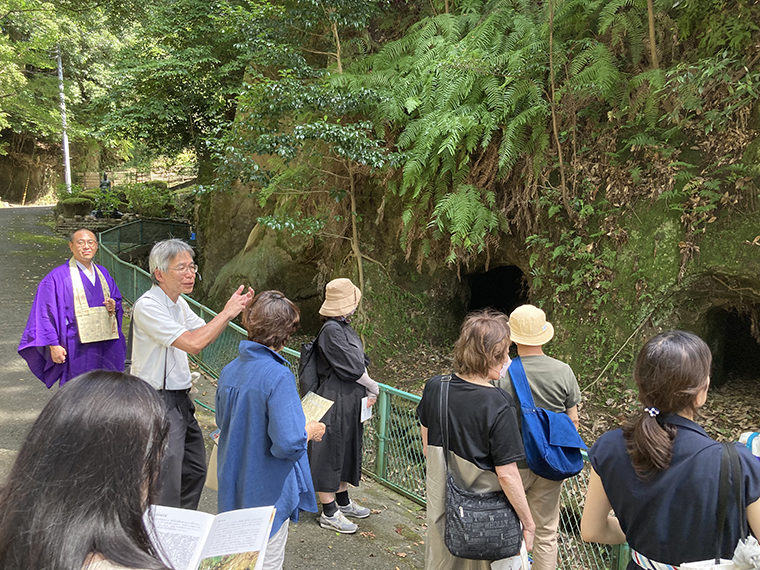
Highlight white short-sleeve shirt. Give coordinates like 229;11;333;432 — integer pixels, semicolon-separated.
131;285;206;390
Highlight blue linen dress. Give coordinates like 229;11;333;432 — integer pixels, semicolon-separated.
216;341;318;536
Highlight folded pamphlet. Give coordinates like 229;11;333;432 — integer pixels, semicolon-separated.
301;391;333;423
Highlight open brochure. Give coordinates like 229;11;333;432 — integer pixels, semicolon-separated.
146;505;275;570
301;391;333;423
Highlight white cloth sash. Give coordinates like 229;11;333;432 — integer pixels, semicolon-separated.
632;549;680;570
69;258;119;344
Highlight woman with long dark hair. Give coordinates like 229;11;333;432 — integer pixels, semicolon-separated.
0;370;170;570
581;330;760;569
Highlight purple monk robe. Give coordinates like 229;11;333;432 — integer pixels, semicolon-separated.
18;262;127;388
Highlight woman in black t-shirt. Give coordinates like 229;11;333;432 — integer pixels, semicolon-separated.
417;310;535;570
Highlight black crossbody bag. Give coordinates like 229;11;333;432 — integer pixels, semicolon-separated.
439;375;523;560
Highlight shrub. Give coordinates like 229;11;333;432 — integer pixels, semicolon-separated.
59;197;94;217
78;191;99;201
123;181;173;218
144;180;169;191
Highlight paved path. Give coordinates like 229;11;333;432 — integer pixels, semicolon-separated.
0;205;426;569
0;205;67;480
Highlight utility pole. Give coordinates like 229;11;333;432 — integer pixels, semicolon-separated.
57;46;72;192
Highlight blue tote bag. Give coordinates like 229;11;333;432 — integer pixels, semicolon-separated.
509;357;587;481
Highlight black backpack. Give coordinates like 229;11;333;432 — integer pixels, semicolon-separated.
298;326;325;397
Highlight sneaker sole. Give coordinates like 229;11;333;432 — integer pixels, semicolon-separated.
320;521;358;534
340;510;370;519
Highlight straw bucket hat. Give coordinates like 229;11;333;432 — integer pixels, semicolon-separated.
509;304;554;346
319;278;362;317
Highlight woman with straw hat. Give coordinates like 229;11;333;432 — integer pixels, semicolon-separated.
308;278;379;534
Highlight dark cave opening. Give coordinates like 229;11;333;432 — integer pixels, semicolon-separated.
466;265;529;316
704;308;760;386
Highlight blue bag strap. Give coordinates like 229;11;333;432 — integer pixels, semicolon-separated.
508;357;537;411
747;432;759;453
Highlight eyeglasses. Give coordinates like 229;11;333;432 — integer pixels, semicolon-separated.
74;240;97;248
168;263;199;274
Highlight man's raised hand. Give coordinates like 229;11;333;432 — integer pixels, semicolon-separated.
224;285;255;319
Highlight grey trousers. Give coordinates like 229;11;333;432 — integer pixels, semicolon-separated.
157;390;207;509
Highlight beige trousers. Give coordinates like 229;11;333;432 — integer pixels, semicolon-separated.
519;468;563;570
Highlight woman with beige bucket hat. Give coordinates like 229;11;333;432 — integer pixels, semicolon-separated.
308;278;379;534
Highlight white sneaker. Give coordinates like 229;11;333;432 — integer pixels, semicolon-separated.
320;511;358;534
339;499;371;518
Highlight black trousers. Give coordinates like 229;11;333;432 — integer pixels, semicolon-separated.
157;390;207;509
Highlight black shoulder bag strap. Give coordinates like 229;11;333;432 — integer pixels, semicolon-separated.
125;313;135;374
439;375;452;472
715;442;747;564
716;442;746;563
728;442;748;539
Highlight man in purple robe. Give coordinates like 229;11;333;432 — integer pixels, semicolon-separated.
18;228;126;388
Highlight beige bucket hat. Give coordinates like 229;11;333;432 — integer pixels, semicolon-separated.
319;278;362;317
509;304;554;346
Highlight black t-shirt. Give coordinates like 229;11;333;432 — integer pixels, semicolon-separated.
417;374;525;470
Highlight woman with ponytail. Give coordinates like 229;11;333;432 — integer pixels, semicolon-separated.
581;330;760;569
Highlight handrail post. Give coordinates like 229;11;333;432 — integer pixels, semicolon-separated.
376;389;391;481
611;544;631;570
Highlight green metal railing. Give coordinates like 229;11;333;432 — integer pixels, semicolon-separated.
100;219;193;255
97;221;629;570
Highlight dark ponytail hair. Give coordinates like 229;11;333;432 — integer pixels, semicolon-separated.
623;330;711;479
0;370;170;570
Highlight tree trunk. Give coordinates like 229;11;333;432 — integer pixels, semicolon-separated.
331;22;343;74
347;163;365;307
646;0;659;69
548;0;574;222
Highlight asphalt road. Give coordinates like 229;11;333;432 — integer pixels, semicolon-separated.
0;205;426;569
0;205;66;480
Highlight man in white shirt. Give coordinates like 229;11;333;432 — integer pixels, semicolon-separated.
131;238;253;509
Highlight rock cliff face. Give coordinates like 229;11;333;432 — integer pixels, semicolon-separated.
194;124;760;385
194;185;473;356
0;153;60;204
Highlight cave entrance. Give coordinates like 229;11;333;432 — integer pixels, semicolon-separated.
704;307;760;386
466;265;529;316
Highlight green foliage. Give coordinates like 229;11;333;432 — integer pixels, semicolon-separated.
98;0;266;167
123;181;173;218
0;0;130;154
429;185;503;263
257;213;325;237
673;0;760;57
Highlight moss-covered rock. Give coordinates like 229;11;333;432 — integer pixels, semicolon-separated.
59;197;94;217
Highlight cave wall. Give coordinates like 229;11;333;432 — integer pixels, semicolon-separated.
194;142;760;384
194;185;473;357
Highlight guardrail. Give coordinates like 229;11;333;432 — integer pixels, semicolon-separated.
97;222;629;570
100;219;194;256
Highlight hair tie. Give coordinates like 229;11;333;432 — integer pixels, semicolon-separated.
644;407;660;418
